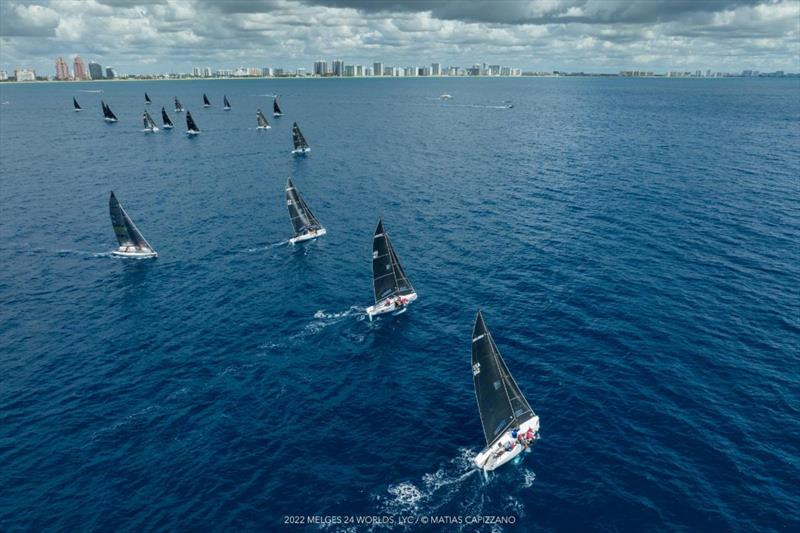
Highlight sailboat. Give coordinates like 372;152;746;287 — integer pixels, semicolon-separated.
161;106;174;129
174;97;184;112
286;177;326;244
109;192;157;258
145;92;152;105
366;218;417;320
223;95;231;110
186;110;200;135
291;122;310;154
102;100;118;122
273;98;283;117
73;97;82;111
471;310;539;472
256;109;271;129
203;93;211;107
142;110;159;132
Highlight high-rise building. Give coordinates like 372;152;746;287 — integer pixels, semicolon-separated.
313;60;328;76
355;65;363;76
203;67;212;77
88;61;104;80
0;71;8;81
73;56;88;80
332;59;344;76
262;67;273;77
373;62;383;76
192;67;200;77
105;67;117;79
15;69;36;81
431;62;441;76
344;64;355;77
55;57;70;80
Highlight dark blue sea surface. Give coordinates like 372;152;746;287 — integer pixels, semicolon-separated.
1;77;799;532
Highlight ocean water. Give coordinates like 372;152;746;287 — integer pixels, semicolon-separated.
1;77;798;532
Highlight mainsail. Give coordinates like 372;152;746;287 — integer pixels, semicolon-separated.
174;97;184;112
223;95;231;109
203;93;211;107
292;122;309;151
142;110;157;130
145;92;151;104
273;98;283;115
102;101;117;121
285;177;323;236
472;311;535;447
161;106;174;128
256;109;270;128
109;192;155;252
186;110;200;133
73;97;82;111
371;219;415;303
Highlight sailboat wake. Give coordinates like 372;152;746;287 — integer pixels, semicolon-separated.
245;240;288;252
291;306;365;342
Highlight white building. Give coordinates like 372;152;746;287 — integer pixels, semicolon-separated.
313;60;328;76
0;70;8;81
192;66;201;77
15;68;36;81
203;66;212;77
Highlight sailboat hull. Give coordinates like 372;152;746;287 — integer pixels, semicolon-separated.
163;124;174;129
289;227;327;245
104;118;117;122
367;292;418;320
187;130;200;135
111;248;158;259
143;127;159;132
292;147;310;155
257;125;271;130
474;416;539;472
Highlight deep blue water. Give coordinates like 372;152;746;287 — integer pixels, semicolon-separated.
1;77;799;532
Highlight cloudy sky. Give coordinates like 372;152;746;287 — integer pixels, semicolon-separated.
1;0;798;75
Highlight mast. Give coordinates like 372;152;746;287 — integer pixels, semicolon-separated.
286;177;322;236
186;110;200;133
109;191;155;252
161;106;173;127
256;109;270;128
371;219;414;303
471;311;534;447
292;122;309;150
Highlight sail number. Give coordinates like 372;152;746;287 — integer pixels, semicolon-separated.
472;362;481;376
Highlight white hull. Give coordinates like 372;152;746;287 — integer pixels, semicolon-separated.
274;113;283;117
111;248;157;259
257;125;271;130
289;227;326;244
104;118;117;122
224;107;231;111
187;130;200;135
163;124;173;129
175;109;184;113
203;105;211;108
144;127;159;132
367;292;418;320
474;416;539;472
292;147;310;154
74;109;82;112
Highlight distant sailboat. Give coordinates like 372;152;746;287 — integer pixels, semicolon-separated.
142;110;159;132
366;218;417;320
256;109;271;129
291;122;310;154
174;97;184;112
109;191;157;258
471;310;539;472
186;110;200;135
73;97;82;111
102;100;118;122
203;93;211;107
286;177;326;244
145;92;152;105
273;98;283;117
161;106;174;129
223;95;231;110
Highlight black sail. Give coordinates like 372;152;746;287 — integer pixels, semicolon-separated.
161;106;173;127
256;109;270;128
109;192;154;252
472;311;534;447
186;110;200;132
292;122;309;150
73;97;81;110
224;95;231;109
286;178;322;236
102;101;117;120
174;97;184;112
145;92;151;104
371;219;415;303
273;98;282;115
143;110;157;129
203;93;211;106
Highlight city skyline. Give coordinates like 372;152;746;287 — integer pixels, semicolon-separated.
0;0;798;76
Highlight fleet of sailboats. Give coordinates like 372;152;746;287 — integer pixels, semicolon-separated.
291;122;310;154
471;310;539;471
109;192;157;258
285;177;326;244
366;218;417;320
